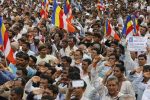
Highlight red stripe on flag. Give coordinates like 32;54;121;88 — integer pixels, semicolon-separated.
126;25;133;36
59;10;64;28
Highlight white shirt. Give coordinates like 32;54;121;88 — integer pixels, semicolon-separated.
36;55;57;65
13;34;22;42
82;75;95;99
65;45;78;57
120;81;135;96
90;81;124;100
142;80;150;100
124;50;139;71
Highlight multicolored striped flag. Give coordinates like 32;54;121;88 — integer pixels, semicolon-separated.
64;0;71;15
132;15;140;36
104;20;120;41
52;0;75;32
63;0;73;22
0;17;16;64
122;15;134;36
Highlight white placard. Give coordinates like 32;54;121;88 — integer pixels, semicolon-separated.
127;36;148;51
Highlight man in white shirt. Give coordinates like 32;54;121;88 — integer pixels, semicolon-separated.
90;76;124;100
36;45;57;65
65;37;78;57
65;80;89;100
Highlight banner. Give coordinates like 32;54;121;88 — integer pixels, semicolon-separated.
127;36;147;51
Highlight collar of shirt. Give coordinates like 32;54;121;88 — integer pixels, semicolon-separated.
106;92;123;100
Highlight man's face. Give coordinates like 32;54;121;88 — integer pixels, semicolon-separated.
91;50;98;59
61;59;68;67
130;51;137;60
140;27;147;36
43;88;53;97
106;80;118;96
29;57;35;67
114;67;122;78
40;79;48;89
22;43;28;52
16;57;27;67
108;55;116;66
54;34;60;41
138;57;146;66
68;38;74;46
82;61;89;71
74;51;82;60
61;41;68;48
40;48;47;57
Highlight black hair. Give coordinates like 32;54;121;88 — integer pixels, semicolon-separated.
17;67;28;76
52;30;63;40
11;87;24;98
138;54;147;60
22;41;30;49
143;65;150;72
29;55;37;63
68;71;81;80
117;60;124;66
61;56;72;64
115;64;126;73
34;27;40;32
41;95;54;100
68;66;80;74
48;67;56;75
45;63;51;68
48;85;59;95
40;75;54;85
38;45;46;51
82;59;92;65
93;32;102;39
16;51;29;61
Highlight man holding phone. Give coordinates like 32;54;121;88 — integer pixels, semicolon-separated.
65;80;88;100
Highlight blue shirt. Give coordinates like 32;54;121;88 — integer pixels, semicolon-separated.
8;63;17;74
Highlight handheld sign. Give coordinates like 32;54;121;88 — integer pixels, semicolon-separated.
127;36;147;51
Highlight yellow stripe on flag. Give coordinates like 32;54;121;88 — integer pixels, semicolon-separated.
55;6;61;27
1;24;6;40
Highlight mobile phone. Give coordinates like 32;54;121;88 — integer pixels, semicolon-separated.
71;80;84;88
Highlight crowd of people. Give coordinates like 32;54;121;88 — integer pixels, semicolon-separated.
0;0;150;100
